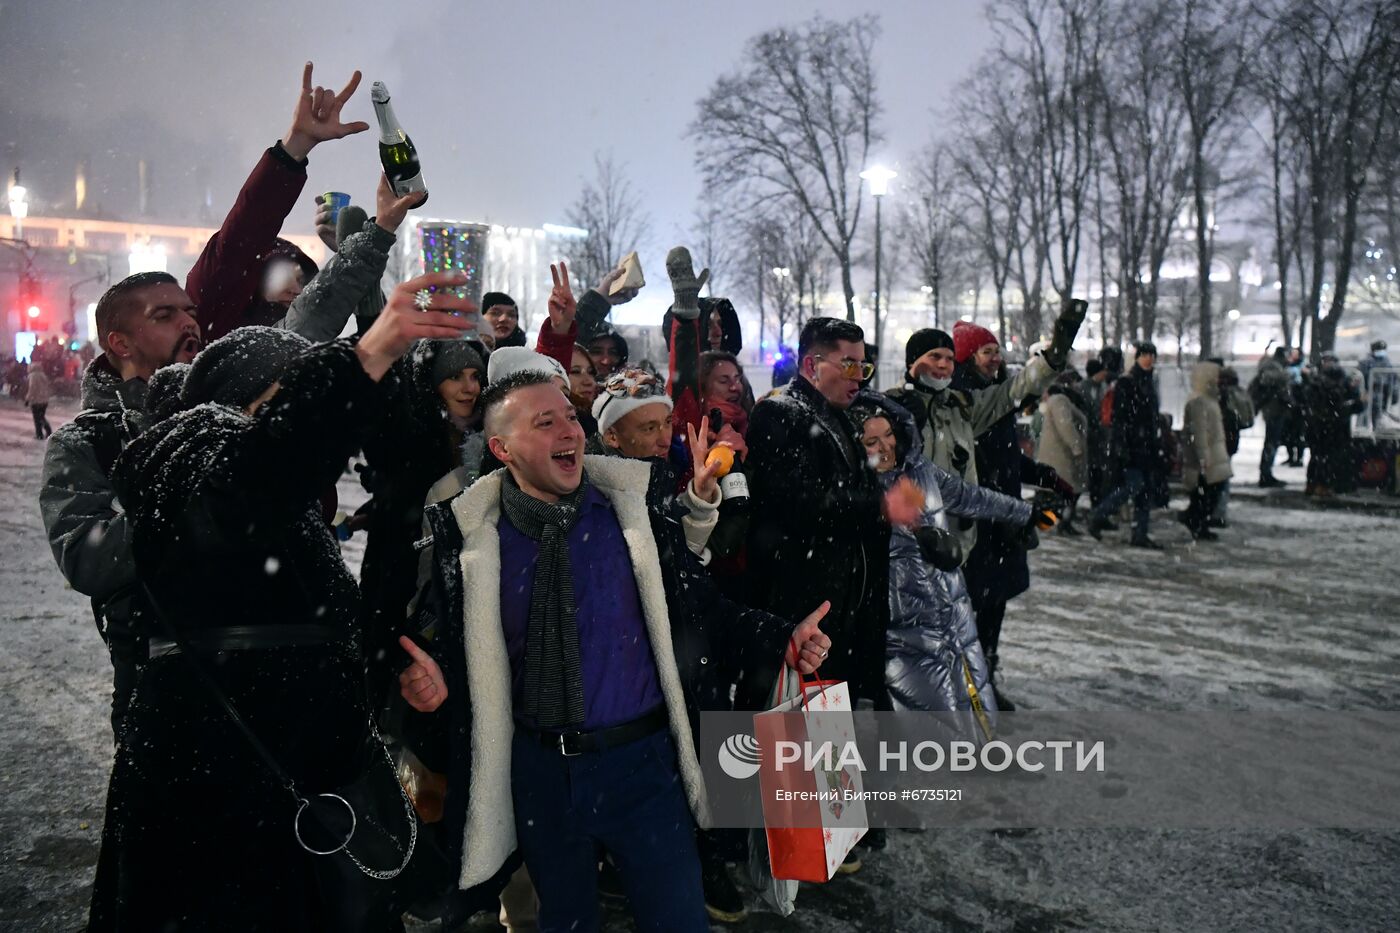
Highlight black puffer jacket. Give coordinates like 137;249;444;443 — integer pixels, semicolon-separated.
91;341;378;930
745;376;889;704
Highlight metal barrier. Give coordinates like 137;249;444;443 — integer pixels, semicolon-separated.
1357;366;1400;439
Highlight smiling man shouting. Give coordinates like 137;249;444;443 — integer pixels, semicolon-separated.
399;370;832;932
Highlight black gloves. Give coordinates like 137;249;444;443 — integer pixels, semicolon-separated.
914;525;964;571
1019;490;1061;550
1043;298;1089;370
1035;464;1077;502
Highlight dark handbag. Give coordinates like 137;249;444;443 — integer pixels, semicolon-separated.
140;585;453;931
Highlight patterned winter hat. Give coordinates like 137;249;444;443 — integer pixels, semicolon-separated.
592;368;673;435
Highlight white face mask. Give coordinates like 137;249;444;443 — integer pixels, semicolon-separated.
918;374;952;391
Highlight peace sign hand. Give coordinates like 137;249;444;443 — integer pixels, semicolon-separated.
282;62;371;161
686;421;722;504
546;261;578;335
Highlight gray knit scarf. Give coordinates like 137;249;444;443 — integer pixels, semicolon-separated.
500;472;590;728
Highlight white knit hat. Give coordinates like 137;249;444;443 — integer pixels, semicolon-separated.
486;346;567;385
592;368;674;435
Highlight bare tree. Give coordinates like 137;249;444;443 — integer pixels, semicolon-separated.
564;152;653;289
1256;0;1400;357
689;197;732;297
902;143;961;329
730;201;835;352
1098;0;1190;342
1248;67;1309;348
991;0;1108;337
951;63;1034;345
1173;0;1253;359
691;14;882;321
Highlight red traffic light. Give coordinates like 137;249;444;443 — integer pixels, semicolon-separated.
26;305;41;319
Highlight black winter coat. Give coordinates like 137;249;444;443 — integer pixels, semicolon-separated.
409;456;797;891
745;376;890;704
1113;364;1164;471
91;341;378;930
359;342;484;709
952;364;1055;610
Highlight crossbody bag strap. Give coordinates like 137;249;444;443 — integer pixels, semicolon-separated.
138;581;303;801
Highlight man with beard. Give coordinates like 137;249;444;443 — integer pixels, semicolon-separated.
39;272;202;732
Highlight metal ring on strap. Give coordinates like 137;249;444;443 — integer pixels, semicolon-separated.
293;793;356;856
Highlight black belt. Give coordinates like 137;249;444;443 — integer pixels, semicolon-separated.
517;704;669;757
146;624;334;660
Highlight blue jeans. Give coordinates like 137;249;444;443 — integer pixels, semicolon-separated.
511;727;707;933
1092;466;1153;540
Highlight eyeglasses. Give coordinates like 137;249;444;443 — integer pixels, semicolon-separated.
813;354;875;381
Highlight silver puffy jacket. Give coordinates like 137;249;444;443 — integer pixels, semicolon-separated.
861;393;1031;737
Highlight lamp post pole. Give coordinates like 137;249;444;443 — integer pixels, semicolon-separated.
860;166;897;389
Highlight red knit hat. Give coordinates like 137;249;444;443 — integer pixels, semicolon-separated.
953;321;998;363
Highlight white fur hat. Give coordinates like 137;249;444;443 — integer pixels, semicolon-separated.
486;346;567;386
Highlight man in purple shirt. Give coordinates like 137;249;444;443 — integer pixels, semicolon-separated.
401;371;832;932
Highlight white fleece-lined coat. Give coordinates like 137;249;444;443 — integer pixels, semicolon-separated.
440;456;795;889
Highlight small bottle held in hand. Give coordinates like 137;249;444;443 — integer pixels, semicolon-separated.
707;409;750;513
370;81;428;203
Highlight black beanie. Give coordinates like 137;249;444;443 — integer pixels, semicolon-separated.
425;339;486;387
480;292;516;313
182;326;310;410
905;328;954;367
146;362;192;421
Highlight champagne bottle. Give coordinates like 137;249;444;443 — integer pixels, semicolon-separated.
707;409;750;511
370;81;428;203
703;408;749;559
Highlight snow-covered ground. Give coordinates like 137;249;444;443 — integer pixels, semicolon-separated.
1;395;1397;932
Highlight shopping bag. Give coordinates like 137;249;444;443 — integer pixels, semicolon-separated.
755;671;867;882
747;665;804;915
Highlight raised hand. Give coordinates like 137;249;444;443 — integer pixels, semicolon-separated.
355;270;477;381
398;636;447;713
882;476;925;529
313;195;337;251
595;264;640;307
785;601;833;674
282;62;371;161
546;261;577;335
686;421;722;504
374;173;424;233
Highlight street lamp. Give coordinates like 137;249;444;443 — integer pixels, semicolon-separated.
860;165;897;384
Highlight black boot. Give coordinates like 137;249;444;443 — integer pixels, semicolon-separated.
700;853;747;924
856;828;887;851
988;653;1016;711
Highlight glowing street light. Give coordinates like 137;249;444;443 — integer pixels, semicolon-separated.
8;170;28;239
860;165;897;197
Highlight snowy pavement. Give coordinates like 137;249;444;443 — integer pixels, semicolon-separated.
1;396;1397;932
